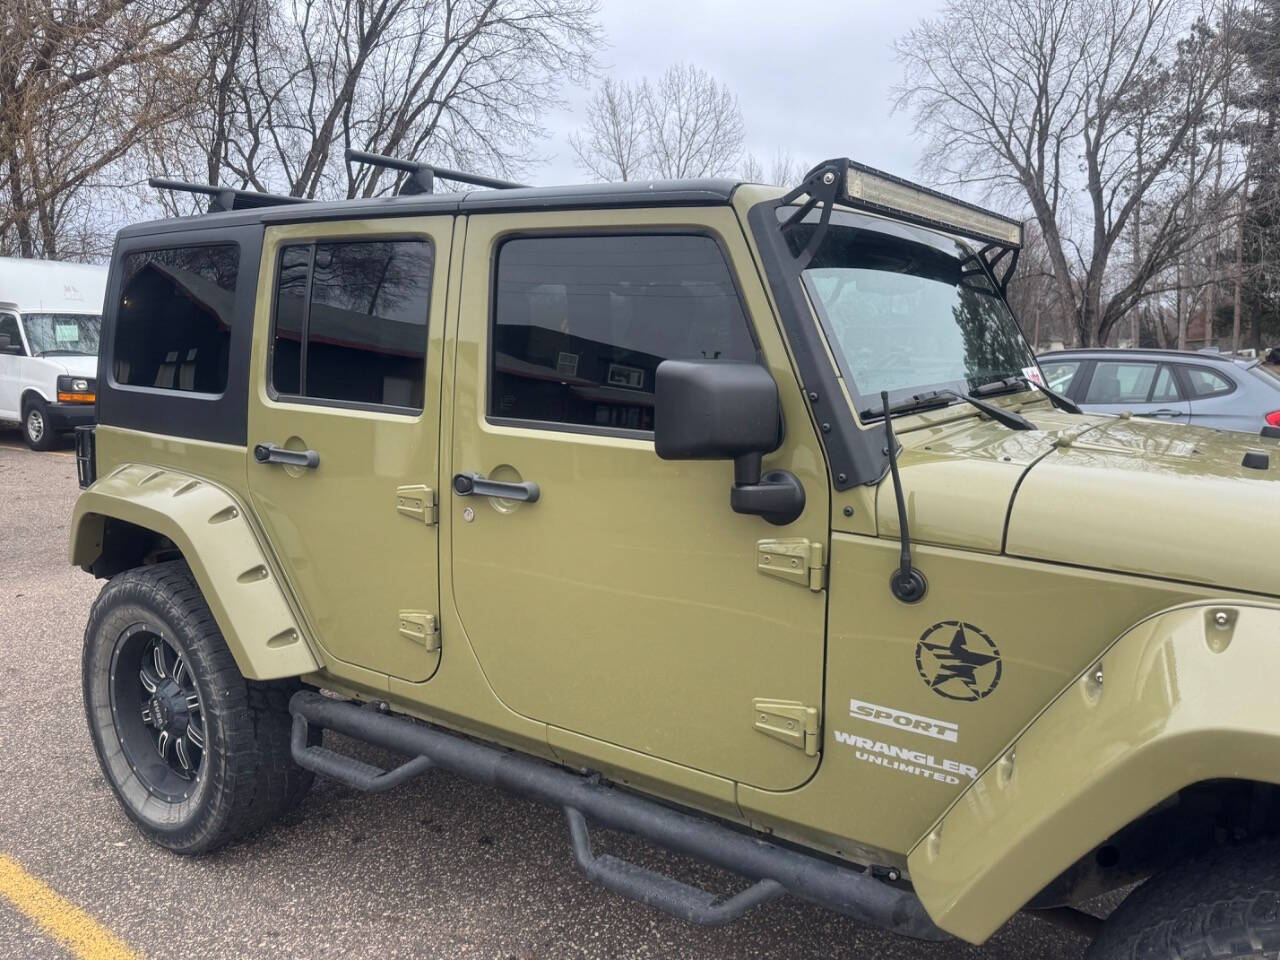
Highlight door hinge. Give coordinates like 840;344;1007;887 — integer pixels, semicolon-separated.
752;699;820;756
396;485;437;525
398;611;439;652
757;538;824;591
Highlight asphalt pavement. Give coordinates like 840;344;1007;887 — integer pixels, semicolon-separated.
0;428;1092;960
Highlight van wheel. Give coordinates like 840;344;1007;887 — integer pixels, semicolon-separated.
82;560;312;854
1087;840;1280;959
22;397;53;450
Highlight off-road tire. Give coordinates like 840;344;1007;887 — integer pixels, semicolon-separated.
1087;840;1280;959
22;396;53;450
82;560;313;854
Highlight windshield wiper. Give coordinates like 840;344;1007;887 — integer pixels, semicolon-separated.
972;374;1082;414
864;388;1036;431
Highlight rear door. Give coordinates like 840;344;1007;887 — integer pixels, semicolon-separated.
1080;359;1190;422
447;208;830;791
1178;362;1250;431
246;218;451;682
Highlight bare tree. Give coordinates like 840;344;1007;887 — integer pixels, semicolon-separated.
740;149;804;186
155;0;600;200
572;63;744;181
896;0;1241;346
569;77;648;181
0;0;214;257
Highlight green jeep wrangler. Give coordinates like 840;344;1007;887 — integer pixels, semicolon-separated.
71;155;1280;957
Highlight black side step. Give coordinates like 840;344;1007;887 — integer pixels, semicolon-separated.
289;691;946;940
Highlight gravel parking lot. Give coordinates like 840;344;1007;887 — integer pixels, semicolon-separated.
0;430;1091;960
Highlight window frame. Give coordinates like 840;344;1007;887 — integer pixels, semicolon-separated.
1175;362;1237;401
484;228;762;440
108;238;243;401
266;233;435;418
97;226;260;446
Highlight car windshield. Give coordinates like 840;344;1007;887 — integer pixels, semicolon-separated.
22;312;102;356
785;208;1037;417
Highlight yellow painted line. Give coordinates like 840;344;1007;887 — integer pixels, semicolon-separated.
0;855;141;960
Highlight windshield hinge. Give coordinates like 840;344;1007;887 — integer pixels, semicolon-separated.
752;699;820;756
757;538;824;591
395;484;437;525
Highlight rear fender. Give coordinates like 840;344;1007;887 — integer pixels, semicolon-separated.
907;600;1280;943
70;464;320;680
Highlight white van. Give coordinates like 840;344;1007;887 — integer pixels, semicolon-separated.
0;257;107;449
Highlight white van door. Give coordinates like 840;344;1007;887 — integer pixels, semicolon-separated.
0;312;24;420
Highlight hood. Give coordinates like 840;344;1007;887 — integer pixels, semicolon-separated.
48;355;98;378
1006;416;1279;596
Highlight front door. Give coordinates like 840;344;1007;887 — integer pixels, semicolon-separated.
448;209;830;790
0;312;25;420
247;218;451;682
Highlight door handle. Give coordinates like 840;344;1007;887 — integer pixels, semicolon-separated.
452;472;540;503
254;443;319;469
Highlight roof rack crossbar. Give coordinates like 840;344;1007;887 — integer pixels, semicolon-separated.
345;148;526;195
148;177;312;213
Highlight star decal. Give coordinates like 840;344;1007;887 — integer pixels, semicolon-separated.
915;621;1002;701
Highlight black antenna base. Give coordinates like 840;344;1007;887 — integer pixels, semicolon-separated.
890;567;928;604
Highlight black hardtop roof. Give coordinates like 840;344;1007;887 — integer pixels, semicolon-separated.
119;178;742;239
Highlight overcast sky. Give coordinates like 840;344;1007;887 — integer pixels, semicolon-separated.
533;0;946;188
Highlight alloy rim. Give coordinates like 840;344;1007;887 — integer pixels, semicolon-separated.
25;408;43;443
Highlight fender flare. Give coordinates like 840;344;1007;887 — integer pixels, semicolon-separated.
70;463;321;681
906;599;1280;943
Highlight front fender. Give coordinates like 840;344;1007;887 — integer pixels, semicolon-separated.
70;463;320;680
906;599;1280;943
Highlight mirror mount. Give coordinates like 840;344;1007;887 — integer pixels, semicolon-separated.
655;360;805;526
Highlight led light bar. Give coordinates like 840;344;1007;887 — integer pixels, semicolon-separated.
842;161;1023;249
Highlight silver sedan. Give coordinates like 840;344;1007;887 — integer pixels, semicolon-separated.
1038;348;1280;435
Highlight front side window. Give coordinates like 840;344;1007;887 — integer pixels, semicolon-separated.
115;245;239;393
788;209;1037;417
22;313;101;357
1040;359;1080;394
0;313;23;355
271;239;433;410
1085;361;1159;404
490;234;756;432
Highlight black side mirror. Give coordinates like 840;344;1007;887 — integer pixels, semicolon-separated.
655;360;805;526
0;334;18;354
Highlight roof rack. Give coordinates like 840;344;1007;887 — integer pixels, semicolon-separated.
345;148;526;195
148;177;312;213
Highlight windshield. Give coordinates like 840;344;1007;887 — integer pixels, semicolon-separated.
787;209;1037;417
22;313;102;356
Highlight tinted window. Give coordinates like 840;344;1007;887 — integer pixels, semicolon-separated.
1184;365;1233;398
1085;361;1157;403
0;313;23;355
1040;360;1080;394
271;240;433;410
115;245;239;393
491;235;755;431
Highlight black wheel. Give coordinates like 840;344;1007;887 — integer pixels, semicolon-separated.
1088;840;1280;959
82;561;313;854
22;396;53;450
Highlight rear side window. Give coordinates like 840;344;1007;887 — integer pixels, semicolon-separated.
114;245;239;393
490;234;756;432
1040;360;1080;394
1183;365;1234;398
271;239;433;410
1085;361;1159;403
